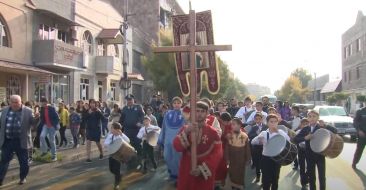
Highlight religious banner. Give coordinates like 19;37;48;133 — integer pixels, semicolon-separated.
172;11;220;96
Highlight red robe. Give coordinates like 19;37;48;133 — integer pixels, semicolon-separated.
173;124;223;190
215;122;232;184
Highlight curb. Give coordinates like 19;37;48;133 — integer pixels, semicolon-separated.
3;146;101;184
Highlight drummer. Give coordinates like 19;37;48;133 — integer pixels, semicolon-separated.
294;110;326;190
295;118;310;189
104;122;130;190
251;114;290;190
137;116;161;172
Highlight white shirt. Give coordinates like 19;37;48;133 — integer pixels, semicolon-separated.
104;133;130;147
295;128;306;148
246;110;268;124
290;116;301;130
137;125;161;140
251;129;290;156
235;106;253;123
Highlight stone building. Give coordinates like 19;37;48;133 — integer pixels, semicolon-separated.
0;0;134;105
342;10;366;113
0;0;184;105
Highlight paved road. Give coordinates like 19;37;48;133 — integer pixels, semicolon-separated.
1;138;365;190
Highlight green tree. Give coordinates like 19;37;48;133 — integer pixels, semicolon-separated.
356;95;366;103
142;30;181;100
291;68;313;88
326;92;349;106
143;30;248;101
277;76;309;103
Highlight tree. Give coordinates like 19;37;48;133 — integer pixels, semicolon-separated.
277;76;309;103
357;95;366;103
142;30;181;100
143;30;248;101
326;92;349;106
291;68;313;88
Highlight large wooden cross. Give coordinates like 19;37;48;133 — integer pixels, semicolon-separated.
153;10;232;172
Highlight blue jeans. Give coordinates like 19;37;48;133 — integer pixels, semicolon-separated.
40;125;57;157
0;138;29;182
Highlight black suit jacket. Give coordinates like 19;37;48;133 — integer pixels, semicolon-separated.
294;124;326;159
248;124;268;141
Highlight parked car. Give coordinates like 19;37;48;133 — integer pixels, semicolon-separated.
313;106;357;141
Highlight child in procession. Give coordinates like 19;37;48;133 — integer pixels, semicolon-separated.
137;116;161;172
251;114;290;190
104;122;130;190
69;107;81;148
227;118;251;190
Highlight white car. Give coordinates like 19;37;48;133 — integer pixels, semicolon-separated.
313;106;357;140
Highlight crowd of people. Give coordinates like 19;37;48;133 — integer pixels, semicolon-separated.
0;94;365;190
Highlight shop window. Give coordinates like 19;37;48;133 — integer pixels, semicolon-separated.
110;82;116;101
6;75;21;100
80;78;89;101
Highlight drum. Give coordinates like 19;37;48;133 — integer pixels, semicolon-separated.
265;134;298;166
146;131;159;147
310;128;344;158
108;137;137;163
277;125;296;143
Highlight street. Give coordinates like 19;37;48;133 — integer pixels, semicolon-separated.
0;137;364;190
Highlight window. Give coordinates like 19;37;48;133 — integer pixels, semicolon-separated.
344;47;347;59
107;44;119;57
57;31;68;43
356;38;362;52
97;40;105;56
38;24;56;40
110;82;116;101
82;31;93;55
0;15;10;47
98;81;103;101
344;72;347;83
357;67;361;79
7;75;21;100
80;78;89;101
349;44;353;56
348;70;351;83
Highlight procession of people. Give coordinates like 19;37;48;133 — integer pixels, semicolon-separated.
0;93;364;190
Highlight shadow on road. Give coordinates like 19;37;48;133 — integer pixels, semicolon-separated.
354;168;366;189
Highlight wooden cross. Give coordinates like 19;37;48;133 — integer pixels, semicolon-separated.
153;10;232;172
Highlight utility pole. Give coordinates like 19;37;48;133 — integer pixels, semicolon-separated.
119;0;132;106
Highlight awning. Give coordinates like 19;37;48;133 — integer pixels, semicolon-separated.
128;73;144;81
0;60;54;75
321;80;342;93
97;29;124;44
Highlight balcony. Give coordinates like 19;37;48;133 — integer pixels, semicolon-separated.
95;56;121;75
33;40;83;71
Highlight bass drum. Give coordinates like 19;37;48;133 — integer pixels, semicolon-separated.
310;128;344;158
264;134;298;166
108;137;137;163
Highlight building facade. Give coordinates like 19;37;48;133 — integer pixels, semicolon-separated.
342;11;366;114
0;0;134;105
0;0;184;105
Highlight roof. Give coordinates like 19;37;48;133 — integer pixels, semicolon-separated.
97;29;121;39
0;60;54;75
320;80;342;94
307;74;329;90
128;73;144;81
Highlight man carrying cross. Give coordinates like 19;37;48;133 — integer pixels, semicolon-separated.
173;101;222;190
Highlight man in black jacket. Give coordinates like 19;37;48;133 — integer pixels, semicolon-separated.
248;112;268;183
352;106;366;169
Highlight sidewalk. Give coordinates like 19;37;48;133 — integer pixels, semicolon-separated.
3;139;104;185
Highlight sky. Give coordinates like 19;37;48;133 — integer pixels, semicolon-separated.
175;0;366;93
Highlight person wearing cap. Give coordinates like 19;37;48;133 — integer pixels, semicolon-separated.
119;94;145;169
137;116;161;172
38;97;60;162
